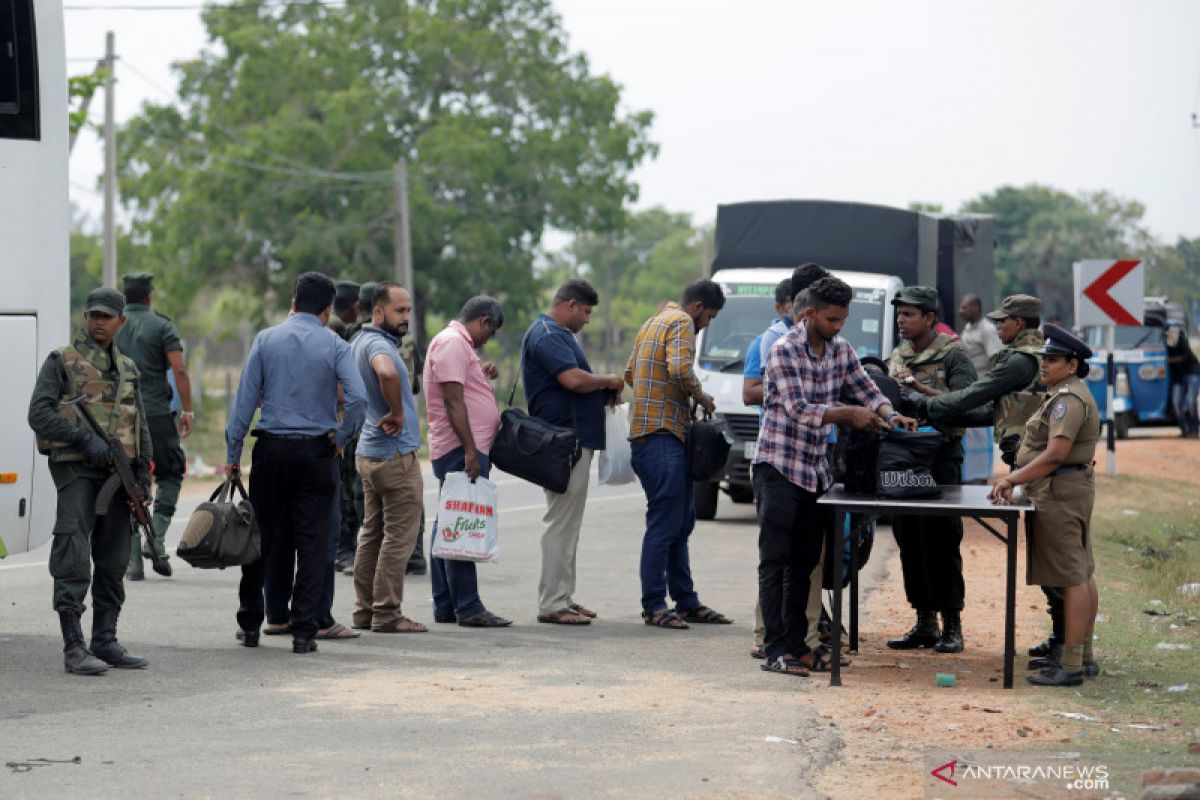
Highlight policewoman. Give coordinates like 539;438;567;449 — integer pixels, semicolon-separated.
988;324;1100;687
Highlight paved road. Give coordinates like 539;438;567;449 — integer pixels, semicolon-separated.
0;464;839;798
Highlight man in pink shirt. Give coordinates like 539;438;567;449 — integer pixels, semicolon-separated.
423;296;511;627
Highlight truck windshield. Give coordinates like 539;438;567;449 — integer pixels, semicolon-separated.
1083;325;1164;350
698;284;887;368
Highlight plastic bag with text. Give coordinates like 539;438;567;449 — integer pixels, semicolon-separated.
431;472;500;563
598;403;636;485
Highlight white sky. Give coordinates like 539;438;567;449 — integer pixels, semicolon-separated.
66;0;1200;242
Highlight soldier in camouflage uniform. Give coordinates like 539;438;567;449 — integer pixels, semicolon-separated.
27;288;153;675
884;287;977;654
115;272;192;580
331;281;360;572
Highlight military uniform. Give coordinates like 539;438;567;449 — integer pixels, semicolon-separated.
336;281;374;571
27;288;153;674
884;287;978;653
114;273;185;578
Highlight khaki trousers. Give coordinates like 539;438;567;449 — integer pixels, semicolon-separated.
354;451;423;626
754;539;825;649
539;448;593;616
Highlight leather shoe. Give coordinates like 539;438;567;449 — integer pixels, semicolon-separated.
1026;666;1083;687
1028;643;1064;670
237;629;260;647
1028;636;1061;657
292;638;317;654
433;613;456;624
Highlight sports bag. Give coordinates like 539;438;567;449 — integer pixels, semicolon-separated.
687;411;734;482
176;475;261;568
875;429;943;499
832;360;902;495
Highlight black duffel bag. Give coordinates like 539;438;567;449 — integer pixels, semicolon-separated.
875;428;943;499
489;328;582;494
687;411;734;482
176;475;261;569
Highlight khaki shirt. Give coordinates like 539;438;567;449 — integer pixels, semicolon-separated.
1015;376;1100;468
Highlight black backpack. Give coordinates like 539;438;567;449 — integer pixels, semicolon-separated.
687;411;734;482
831;360;902;494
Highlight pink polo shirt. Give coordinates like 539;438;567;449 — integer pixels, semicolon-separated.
423;320;502;460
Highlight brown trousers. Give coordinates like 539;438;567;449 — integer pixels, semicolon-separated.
353;451;424;626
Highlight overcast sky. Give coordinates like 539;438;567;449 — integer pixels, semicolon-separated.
66;0;1200;243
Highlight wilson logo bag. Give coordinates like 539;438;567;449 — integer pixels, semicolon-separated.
176;476;261;569
875;429;943;499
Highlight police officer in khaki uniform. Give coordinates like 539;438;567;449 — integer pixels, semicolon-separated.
989;324;1101;686
27;288;153;675
884;287;977;653
116;272;192;579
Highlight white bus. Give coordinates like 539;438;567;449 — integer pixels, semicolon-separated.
1;0;70;556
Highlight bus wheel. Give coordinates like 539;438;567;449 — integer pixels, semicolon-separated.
694;481;720;520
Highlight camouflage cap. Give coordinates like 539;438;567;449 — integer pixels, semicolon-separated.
1037;323;1092;360
986;294;1041;321
891;285;940;312
334;280;360;303
85;287;126;316
122;272;154;292
358;281;378;306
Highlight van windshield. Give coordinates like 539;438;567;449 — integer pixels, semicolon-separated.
697;284;887;369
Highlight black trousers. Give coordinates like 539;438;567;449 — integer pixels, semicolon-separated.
49;471;131;615
891;443;965;613
753;464;830;661
238;436;337;639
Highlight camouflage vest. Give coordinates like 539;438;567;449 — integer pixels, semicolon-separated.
36;333;142;461
993;328;1045;444
888;332;966;439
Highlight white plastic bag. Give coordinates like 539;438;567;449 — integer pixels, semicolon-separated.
598;403;636;486
431;472;500;563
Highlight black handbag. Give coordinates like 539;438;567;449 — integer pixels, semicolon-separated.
176;475;261;569
875;429;943;499
687;410;734;482
488;328;582;494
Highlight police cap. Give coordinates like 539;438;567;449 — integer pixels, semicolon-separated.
86;287;126;317
891;285;939;312
986;294;1041;321
358;281;378;306
1037;323;1092;360
335;280;360;304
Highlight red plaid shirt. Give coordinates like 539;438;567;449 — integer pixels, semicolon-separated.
754;323;888;492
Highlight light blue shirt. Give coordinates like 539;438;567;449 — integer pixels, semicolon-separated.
225;313;365;462
352;326;421;458
758;317;792;366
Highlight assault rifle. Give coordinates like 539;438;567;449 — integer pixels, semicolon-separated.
60;393;168;574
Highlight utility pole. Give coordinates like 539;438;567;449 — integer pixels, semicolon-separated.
393;159;414;291
102;31;117;288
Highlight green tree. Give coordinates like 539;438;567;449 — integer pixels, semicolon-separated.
117;0;655;345
68;69;106;139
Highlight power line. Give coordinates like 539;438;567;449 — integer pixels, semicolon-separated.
65;1;345;10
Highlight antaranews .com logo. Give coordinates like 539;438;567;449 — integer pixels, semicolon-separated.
924;750;1116;798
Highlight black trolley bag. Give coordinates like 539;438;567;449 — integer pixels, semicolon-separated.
176;475;261;568
687;409;734;482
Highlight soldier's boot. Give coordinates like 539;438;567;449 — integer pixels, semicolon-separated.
89;608;148;669
886;609;939;650
126;531;145;581
143;512;173;577
58;611;108;676
935;610;965;653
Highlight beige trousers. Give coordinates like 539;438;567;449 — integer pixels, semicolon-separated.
539;448;593;616
754;538;825;649
354;451;423;627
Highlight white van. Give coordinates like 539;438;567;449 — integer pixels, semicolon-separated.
692;268;903;519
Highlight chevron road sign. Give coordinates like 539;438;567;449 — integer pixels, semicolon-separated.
1074;259;1144;327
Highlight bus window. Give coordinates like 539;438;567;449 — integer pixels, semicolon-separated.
0;0;39;140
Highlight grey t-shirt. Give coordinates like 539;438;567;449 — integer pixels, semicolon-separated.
351;326;421;458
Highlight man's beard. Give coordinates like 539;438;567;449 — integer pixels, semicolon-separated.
380;320;408;338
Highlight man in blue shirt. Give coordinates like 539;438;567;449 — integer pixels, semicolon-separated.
523;279;624;625
350;283;427;633
224;272;366;654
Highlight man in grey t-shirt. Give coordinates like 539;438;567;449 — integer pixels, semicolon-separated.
350;282;427;633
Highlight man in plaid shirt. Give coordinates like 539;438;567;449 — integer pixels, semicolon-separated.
624;279;732;630
753;276;915;675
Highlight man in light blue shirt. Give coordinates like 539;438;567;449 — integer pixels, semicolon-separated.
349;283;427;633
224;271;366;654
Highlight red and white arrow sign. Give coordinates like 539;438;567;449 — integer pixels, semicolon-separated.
1074;259;1144;327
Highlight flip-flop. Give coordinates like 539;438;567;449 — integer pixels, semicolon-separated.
537;609;591;625
371;617;428;633
264;625;291;636
676;605;733;624
761;655;810;677
315;623;360;640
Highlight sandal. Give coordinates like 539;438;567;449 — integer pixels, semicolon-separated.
642;609;689;629
569;603;598;619
458;611;513;628
537;609;592;625
371;617;428;633
676;605;733;625
797;648;832;673
750;644;766;660
814;643;850;668
761;655;810;677
315;623;361;640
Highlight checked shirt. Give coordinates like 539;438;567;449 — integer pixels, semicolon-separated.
624;302;706;442
754;322;888;492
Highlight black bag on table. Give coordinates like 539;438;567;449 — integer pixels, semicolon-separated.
489;325;582;494
176;475;261;569
687;411;734;482
831;359;902;495
875;429;943;499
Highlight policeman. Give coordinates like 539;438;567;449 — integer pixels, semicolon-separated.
884;287;977;653
906;294;1065;664
27;288;153;675
989;325;1101;686
115;272;192;579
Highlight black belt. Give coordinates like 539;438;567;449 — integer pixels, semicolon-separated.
1051;463;1090;476
252;430;328;442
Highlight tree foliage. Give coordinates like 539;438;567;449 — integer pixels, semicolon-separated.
117;0;655;339
68;69;106;138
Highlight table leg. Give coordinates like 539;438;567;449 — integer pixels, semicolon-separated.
1004;515;1018;689
849;515;859;652
831;507;845;687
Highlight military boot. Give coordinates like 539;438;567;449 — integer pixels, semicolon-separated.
90;608;148;669
886;609;940;650
143;522;173;578
1028;642;1063;670
58;611;108;676
126;532;145;581
935;610;965;653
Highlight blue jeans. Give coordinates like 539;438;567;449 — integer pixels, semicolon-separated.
1172;375;1200;436
630;432;700;614
429;447;490;620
